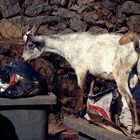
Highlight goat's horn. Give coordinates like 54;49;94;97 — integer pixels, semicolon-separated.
30;24;40;36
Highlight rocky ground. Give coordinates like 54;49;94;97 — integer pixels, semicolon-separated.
0;0;140;37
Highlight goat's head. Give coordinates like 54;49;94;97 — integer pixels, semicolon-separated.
22;25;45;61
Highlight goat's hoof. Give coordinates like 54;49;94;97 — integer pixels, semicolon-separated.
132;124;140;134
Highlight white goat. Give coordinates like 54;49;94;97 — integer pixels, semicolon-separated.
22;26;140;133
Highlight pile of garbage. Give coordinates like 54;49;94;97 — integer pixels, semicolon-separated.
0;59;48;98
84;81;140;139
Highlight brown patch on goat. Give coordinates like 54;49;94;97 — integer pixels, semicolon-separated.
119;32;134;45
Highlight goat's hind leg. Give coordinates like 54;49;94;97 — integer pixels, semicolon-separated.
74;70;87;116
113;70;140;133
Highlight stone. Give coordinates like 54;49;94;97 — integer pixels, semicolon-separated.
77;0;95;5
25;16;64;26
55;22;67;31
52;8;69;18
83;12;99;24
126;15;140;33
70;16;87;31
7;16;25;29
49;0;67;6
95;20;106;26
52;5;59;11
0;19;23;37
25;3;52;17
116;7;126;24
92;13;99;21
105;21;114;31
122;1;140;15
77;5;87;13
68;0;76;9
89;26;108;34
70;4;80;11
117;27;128;33
102;0;116;11
67;11;77;18
102;8;110;17
73;14;82;20
0;0;21;18
60;28;73;34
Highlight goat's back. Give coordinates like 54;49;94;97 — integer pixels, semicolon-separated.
59;33;138;80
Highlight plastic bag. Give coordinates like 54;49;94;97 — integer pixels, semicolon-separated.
85;87;132;131
0;60;48;98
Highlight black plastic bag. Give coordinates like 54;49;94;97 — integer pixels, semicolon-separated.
0;60;48;98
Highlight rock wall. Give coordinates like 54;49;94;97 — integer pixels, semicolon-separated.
0;0;140;115
0;0;140;37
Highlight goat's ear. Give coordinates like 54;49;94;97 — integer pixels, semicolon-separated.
30;24;40;36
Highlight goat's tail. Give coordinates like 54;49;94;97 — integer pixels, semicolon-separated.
119;32;140;52
133;34;140;53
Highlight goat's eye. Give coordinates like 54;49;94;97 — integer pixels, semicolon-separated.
28;44;35;49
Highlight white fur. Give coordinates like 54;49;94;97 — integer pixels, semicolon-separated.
40;33;137;81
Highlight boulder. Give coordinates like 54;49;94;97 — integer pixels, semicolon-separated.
70;16;87;31
38;25;59;35
52;8;69;18
67;11;77;18
55;22;67;30
25;3;52;17
89;26;108;34
117;26;128;33
0;0;21;18
77;0;95;5
102;0;116;11
25;16;65;26
122;1;140;15
0;19;23;37
83;12;99;24
60;28;73;34
126;16;140;33
49;0;67;6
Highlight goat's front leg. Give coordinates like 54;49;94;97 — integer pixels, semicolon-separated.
89;80;95;96
113;70;140;133
75;70;87;115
